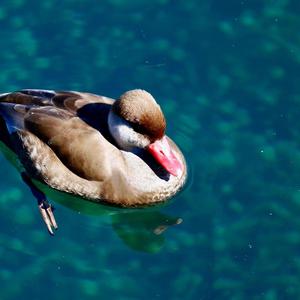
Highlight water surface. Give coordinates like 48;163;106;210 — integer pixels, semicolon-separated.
0;0;299;299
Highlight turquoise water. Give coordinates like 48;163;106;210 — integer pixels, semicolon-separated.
0;0;300;299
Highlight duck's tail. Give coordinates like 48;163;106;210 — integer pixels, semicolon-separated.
0;102;27;134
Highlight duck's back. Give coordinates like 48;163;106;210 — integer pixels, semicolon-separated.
0;90;122;179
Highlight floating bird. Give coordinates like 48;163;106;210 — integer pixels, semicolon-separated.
0;89;187;234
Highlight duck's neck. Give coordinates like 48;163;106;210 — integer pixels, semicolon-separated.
108;110;132;151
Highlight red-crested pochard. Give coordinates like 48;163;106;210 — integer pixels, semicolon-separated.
0;89;187;234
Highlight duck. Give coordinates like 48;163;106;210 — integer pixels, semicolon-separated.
0;89;187;234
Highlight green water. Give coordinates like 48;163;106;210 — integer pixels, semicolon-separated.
0;0;300;299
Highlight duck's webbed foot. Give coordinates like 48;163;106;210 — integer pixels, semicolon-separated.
21;172;58;235
38;199;58;235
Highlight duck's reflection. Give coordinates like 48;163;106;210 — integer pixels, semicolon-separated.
112;211;182;253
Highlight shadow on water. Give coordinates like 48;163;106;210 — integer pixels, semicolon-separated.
0;138;183;254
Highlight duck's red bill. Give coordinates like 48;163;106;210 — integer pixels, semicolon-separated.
147;136;183;177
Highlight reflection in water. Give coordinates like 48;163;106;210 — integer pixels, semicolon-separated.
112;211;182;253
0;140;182;253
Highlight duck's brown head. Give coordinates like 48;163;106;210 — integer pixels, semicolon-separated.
108;89;183;177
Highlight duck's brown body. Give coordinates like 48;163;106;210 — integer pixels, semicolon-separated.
0;90;187;207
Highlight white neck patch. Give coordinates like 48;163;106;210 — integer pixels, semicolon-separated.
108;110;150;151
